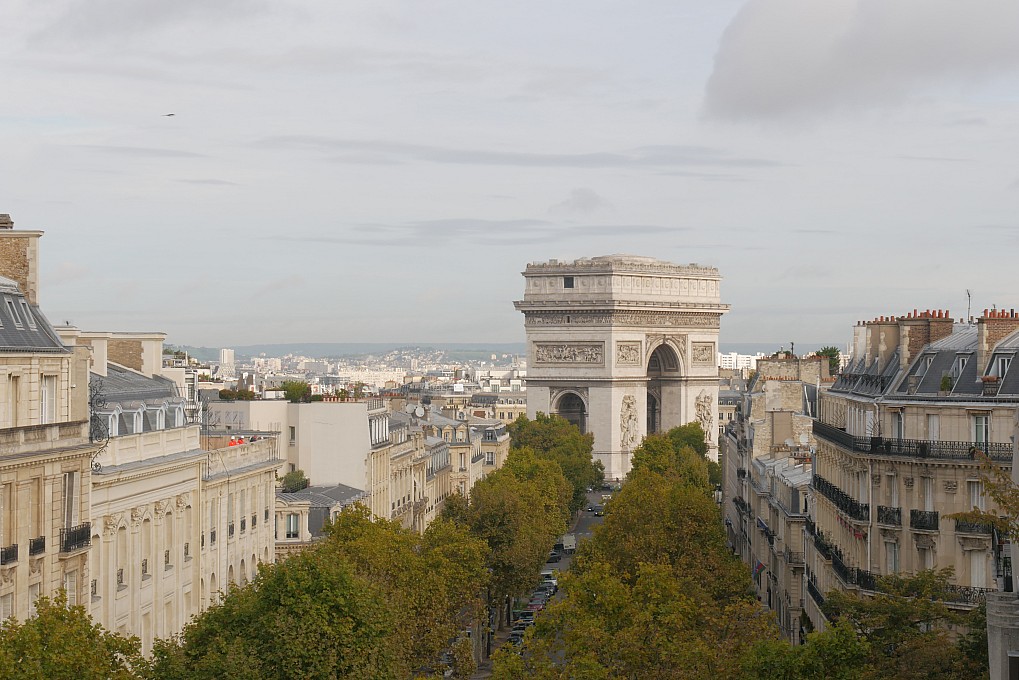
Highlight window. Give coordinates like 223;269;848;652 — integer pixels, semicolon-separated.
998;356;1012;377
927;414;940;440
63;471;78;528
19;300;36;330
285;514;299;539
971;551;987;588
973;414;990;446
950;355;968;378
885;541;899;574
40;375;56;424
892;412;903;440
922;477;934;512
28;583;39;618
8;375;19;427
5;298;22;329
968;480;985;511
486;451;495;465
563;276;574;289
64;570;78;607
918;547;933;570
0;593;11;620
886;474;898;507
289;426;296;444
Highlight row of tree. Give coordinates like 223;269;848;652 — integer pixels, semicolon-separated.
0;412;599;678
492;422;990;679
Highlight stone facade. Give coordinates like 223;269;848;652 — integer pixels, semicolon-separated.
516;255;729;478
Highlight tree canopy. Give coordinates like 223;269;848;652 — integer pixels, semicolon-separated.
815;346;841;376
280;380;312;403
508;413;603;513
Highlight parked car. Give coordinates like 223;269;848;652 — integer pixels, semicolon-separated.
546;551;562;564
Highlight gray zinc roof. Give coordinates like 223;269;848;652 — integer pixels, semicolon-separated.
0;278;69;353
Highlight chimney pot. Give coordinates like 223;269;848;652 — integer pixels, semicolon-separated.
0;214;12;229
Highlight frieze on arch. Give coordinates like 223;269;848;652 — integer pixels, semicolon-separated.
525;311;720;328
534;343;605;365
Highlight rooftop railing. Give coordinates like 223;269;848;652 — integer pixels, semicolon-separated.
813;420;1012;462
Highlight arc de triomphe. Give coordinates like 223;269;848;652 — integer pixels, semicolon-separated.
514;255;729;479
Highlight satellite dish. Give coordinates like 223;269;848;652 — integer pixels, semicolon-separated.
415;406;425;418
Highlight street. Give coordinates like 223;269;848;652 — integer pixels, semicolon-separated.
472;488;611;678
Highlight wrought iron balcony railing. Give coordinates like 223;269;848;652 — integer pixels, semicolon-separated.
943;584;991;605
813;420;1012;461
814;475;870;522
0;544;17;565
910;509;940;531
954;519;993;534
877;505;902;526
813;532;834;561
60;522;91;553
29;536;45;556
807;578;825;607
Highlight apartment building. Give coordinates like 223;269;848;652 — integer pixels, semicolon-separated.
805;310;1016;632
0;218;97;621
722;353;829;643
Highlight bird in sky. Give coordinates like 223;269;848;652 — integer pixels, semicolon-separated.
162;113;175;117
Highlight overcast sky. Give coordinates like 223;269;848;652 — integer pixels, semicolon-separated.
3;1;1019;349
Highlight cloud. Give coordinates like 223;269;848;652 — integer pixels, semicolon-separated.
175;178;237;186
71;145;208;159
253;275;305;296
265;218;684;248
256;137;782;169
704;0;1019;119
548;188;611;216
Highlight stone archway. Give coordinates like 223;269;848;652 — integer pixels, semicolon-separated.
646;342;683;434
553;391;587;434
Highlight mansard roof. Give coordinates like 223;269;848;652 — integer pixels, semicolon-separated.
0;276;69;353
91;363;180;404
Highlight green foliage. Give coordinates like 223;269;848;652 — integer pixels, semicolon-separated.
217;388;255;401
742;620;870;680
279;469;309;492
152;506;489;679
281;380;312;403
497;422;773;678
508;413;603;513
809;569;989;679
940;374;953;392
815;346;842;376
0;591;147;680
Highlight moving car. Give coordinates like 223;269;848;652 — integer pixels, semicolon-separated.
592;504;605;516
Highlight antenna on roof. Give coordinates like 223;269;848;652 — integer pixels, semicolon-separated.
966;289;972;322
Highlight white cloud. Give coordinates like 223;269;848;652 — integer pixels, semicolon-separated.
704;0;1019;119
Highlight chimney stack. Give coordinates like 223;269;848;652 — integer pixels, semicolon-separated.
0;213;43;305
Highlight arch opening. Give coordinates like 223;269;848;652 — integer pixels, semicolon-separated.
554;392;587;434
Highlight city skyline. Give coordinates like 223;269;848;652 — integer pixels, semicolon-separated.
4;1;1019;346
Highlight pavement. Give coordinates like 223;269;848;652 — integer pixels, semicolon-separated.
471;488;610;678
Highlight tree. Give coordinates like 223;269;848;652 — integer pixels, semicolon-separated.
151;506;489;679
508;413;603;513
815;346;841;376
0;591;147;680
280;380;311;403
150;545;399;679
279;469;309;492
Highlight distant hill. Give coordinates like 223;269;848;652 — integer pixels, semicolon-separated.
168;342;528;362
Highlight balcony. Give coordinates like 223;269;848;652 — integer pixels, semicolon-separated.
954;519;993;535
0;544;17;565
807;578;825;607
813;532;834;561
943;584;991;605
736;468;747;479
805;518;816;536
813;420;1012;462
910;510;940;531
29;536;45;556
60;522;91;554
733;495;751;516
814;475;869;522
784;548;805;565
877;505;901;527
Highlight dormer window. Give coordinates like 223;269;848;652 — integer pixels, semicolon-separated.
950;355;968;378
996;356;1012;378
5;298;22;329
18;301;36;330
